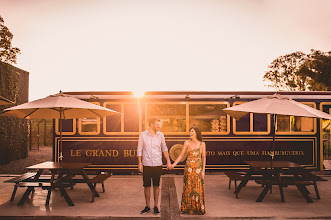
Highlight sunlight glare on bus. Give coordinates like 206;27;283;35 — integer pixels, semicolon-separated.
133;89;145;98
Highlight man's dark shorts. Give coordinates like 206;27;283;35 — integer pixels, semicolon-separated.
143;166;162;187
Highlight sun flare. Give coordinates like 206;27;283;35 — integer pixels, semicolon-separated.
133;89;146;98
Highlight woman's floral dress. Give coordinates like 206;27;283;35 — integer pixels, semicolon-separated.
180;143;205;215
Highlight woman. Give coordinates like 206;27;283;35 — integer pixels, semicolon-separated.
171;126;206;215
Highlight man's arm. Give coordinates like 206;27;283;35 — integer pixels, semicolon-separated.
137;133;143;173
163;150;172;170
138;156;143;173
160;133;171;169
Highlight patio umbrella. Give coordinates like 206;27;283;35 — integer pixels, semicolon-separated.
0;91;120;160
223;93;331;161
0;96;14;106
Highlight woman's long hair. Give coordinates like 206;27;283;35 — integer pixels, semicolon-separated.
190;126;203;142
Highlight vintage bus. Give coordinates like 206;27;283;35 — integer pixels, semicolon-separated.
53;91;331;173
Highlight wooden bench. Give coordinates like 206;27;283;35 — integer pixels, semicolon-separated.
255;180;314;203
4;172;37;202
224;171;246;199
296;172;328;200
17;182;53;206
87;172;112;202
18;182;52;188
37;175;53;182
56;174;76;189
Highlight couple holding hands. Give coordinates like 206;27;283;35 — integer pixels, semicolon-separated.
137;118;206;215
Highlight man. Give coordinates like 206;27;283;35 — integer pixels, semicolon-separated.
137;118;172;215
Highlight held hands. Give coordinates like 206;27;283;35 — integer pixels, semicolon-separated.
166;161;176;170
167;161;173;170
139;162;174;172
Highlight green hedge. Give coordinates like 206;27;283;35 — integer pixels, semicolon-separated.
0;62;29;165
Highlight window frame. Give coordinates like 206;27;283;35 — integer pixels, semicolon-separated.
78;102;101;135
55;118;77;135
188;101;230;135
275;102;317;135
320;102;331;170
232;101;271;135
103;101;142;135
145;102;188;135
145;101;230;135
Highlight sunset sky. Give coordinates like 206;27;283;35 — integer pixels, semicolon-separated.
1;0;330;100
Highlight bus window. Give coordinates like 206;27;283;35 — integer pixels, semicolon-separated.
277;116;314;132
322;104;331;134
276;103;315;134
104;104;121;133
78;102;100;135
104;102;140;134
277;115;290;132
124;103;139;132
147;104;186;132
321;103;331;162
189;104;228;133
55;119;76;135
253;114;268;132
235;113;250;132
233;102;270;135
80;118;98;132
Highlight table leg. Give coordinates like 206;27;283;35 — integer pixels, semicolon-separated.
17;187;34;206
234;181;239;199
51;169;75;206
301;185;310;195
256;185;271;202
80;170;100;197
236;169;253;194
17;169;44;206
313;181;320;199
10;185;18;202
45;189;52;206
279;185;285;202
34;170;43;180
296;185;313;203
58;185;74;206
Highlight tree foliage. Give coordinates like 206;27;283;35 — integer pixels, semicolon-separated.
264;50;331;91
0;15;20;64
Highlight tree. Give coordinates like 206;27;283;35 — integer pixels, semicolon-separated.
300;50;331;91
263;50;331;91
0;15;20;64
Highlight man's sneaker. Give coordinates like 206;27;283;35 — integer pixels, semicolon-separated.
154;206;160;215
140;206;150;214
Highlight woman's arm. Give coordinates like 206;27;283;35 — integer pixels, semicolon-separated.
171;141;188;168
201;142;206;179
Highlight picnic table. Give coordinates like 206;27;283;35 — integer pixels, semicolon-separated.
233;160;327;203
10;161;98;206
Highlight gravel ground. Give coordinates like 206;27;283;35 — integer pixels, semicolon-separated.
0;146;52;175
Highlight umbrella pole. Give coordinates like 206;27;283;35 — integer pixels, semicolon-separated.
272;114;277;153
59;108;63;161
271;114;277;169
